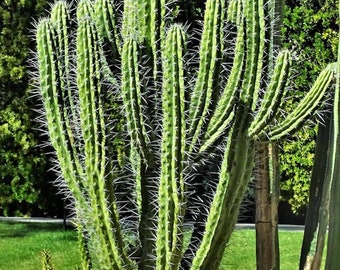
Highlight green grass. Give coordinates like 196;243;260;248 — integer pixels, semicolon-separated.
0;222;320;270
0;222;81;270
221;230;305;269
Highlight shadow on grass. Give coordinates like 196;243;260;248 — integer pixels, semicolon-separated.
0;222;75;238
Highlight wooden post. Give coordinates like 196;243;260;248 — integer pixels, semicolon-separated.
255;142;280;270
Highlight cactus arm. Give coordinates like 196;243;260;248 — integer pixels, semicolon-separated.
241;0;265;109
50;1;71;95
189;137;233;270
150;0;166;79
76;0;94;19
94;0;121;57
137;0;150;41
249;50;291;139
122;0;138;40
201;121;255;270
37;18;86;205
156;25;187;270
121;39;155;166
251;0;266;110
50;1;76;136
37;9;96;267
49;2;84;183
188;0;222;151
76;6;133;268
200;1;244;154
262;63;335;141
122;0;166;42
191;123;254;270
121;36;159;270
76;14;121;269
227;0;240;23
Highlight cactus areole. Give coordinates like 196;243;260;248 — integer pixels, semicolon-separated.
34;0;334;269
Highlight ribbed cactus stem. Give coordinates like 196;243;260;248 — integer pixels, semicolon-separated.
192;128;254;270
50;1;79;149
76;7;130;268
241;0;265;109
37;18;85;207
156;24;187;270
325;3;340;268
188;0;223;151
121;38;154;166
249;50;291;138
201;0;244;153
94;0;121;57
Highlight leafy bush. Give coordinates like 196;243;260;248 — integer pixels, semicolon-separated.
0;0;64;216
280;0;338;213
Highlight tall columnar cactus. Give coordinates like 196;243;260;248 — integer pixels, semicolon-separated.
299;113;332;270
325;3;340;269
34;0;335;269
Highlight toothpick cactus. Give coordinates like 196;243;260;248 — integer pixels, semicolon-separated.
34;0;335;269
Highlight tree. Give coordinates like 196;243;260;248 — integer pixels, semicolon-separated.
0;0;63;216
280;0;338;214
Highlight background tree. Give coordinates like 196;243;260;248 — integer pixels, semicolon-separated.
0;0;63;216
280;0;338;214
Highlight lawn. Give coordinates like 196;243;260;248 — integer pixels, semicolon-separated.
0;222;80;270
222;229;306;269
0;222;317;269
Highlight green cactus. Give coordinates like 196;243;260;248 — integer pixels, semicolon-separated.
34;0;335;269
325;3;340;269
299;115;332;270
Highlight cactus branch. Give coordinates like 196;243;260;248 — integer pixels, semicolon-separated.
263;63;335;141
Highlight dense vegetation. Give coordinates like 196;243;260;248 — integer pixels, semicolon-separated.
0;0;63;216
280;0;338;213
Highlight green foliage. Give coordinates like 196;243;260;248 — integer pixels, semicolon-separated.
0;0;64;216
0;0;47;105
0;222;80;270
280;128;316;213
280;0;338;213
0;96;43;215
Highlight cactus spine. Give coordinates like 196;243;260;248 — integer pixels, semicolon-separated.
35;0;335;269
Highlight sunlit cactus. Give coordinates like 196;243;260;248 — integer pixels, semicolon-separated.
34;0;335;269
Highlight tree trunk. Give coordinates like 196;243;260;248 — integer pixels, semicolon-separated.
255;142;280;270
